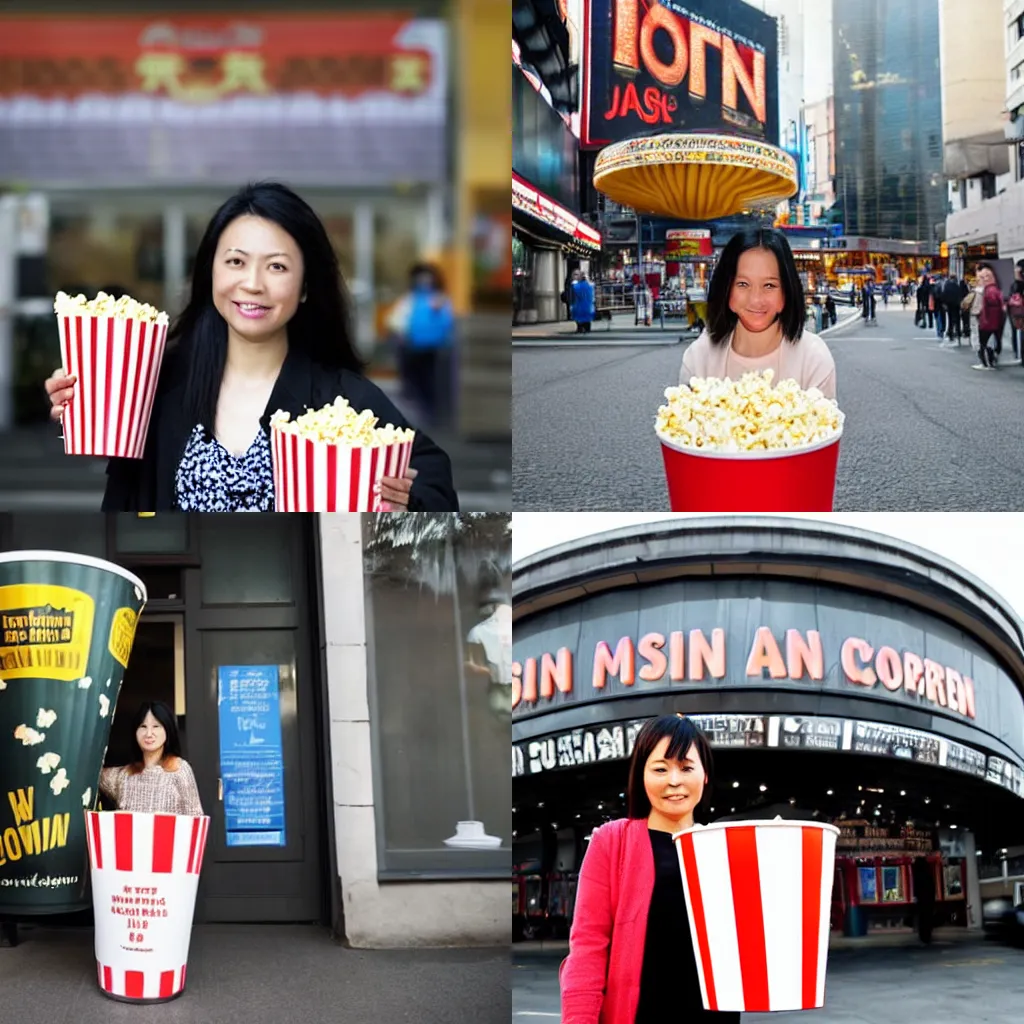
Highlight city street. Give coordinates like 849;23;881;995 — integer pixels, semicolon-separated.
513;303;1024;510
514;932;1024;1022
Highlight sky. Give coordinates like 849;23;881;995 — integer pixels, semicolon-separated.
512;514;1024;621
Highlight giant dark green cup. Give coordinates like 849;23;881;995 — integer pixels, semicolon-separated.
0;551;146;914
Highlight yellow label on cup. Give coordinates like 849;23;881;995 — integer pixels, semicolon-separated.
0;585;94;681
108;607;139;668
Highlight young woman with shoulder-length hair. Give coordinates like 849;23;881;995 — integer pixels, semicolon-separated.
98;701;203;816
560;715;739;1024
45;182;458;512
680;227;837;399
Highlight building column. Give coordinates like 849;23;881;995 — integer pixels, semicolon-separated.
533;249;561;323
353;203;375;357
963;830;982;931
163;204;187;314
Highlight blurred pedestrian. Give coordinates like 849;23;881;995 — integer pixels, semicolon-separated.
912;857;936;945
389;262;456;428
932;275;947;338
915;274;930;329
45;181;458;511
572;272;596;333
825;292;837;327
861;278;876;322
959;276;973;342
941;274;962;346
1008;259;1024;361
563;268;579;322
973;262;1005;370
881;281;890;307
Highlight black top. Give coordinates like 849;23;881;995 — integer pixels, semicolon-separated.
174;424;274;511
101;344;458;511
635;829;740;1024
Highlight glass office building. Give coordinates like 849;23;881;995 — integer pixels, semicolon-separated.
833;0;945;246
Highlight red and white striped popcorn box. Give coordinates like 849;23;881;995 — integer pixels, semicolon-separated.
85;811;210;1003
57;315;168;459
674;819;840;1013
271;428;415;512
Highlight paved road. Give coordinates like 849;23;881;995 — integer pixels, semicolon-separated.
514;933;1024;1022
513;304;1024;510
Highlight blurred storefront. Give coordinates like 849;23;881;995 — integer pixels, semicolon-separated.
0;3;511;438
0;511;511;946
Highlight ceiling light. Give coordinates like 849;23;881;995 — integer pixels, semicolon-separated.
759;785;768;792
733;781;740;788
900;791;906;797
827;789;833;796
950;824;957;829
924;798;930;804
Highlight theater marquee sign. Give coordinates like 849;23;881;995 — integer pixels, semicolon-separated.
512;577;1024;759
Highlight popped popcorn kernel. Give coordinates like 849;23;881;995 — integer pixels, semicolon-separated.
54;291;169;326
50;768;70;796
36;708;58;729
14;724;45;746
36;752;61;775
270;396;414;448
655;370;844;453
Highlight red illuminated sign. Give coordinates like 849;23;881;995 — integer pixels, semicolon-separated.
512;172;602;250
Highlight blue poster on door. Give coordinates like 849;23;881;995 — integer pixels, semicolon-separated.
217;665;286;847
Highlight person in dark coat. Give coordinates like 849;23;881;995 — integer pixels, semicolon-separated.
45;182;458;511
941;274;963;343
916;275;931;329
912;857;937;944
974;262;1006;370
959;276;972;341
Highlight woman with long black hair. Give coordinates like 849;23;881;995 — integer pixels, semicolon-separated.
98;701;203;816
45;182;458;511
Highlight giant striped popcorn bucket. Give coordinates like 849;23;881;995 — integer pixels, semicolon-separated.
673;818;840;1013
57;314;168;458
85;811;210;1003
270;428;415;511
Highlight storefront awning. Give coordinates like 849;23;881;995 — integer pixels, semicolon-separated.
512;171;601;253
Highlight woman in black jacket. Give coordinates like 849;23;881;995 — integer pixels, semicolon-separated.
45;182;458;512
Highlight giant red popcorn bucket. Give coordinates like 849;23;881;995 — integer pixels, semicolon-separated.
57;315;168;458
271;428;415;511
85;811;210;1003
673;819;840;1013
660;430;841;512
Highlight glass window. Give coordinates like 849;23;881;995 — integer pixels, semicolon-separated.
200;515;294;605
8;513;105;558
115;514;190;554
374;202;425;313
363;512;511;876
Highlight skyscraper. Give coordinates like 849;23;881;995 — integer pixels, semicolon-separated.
833;0;945;245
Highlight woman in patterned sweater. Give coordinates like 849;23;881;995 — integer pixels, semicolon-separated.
99;700;203;816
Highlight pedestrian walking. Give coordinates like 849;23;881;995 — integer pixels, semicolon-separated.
572;272;596;333
861;279;876;323
973;263;1005;370
390;261;457;428
563;268;579;322
678;227;837;398
941;274;963;345
912;857;937;945
932;275;947;338
959;276;973;342
560;715;740;1024
825;293;837;327
915;274;930;328
1008;259;1024;361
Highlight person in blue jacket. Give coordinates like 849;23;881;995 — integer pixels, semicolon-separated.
45;182;457;511
571;272;596;333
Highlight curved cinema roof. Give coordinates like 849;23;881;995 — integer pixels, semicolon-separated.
513;516;1024;698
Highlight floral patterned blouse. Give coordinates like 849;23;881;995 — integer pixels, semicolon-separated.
99;758;204;816
174;424;274;511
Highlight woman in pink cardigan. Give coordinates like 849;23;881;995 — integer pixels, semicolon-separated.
680;227;836;400
560;715;739;1023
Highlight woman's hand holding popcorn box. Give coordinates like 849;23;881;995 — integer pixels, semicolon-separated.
270;397;415;511
52;291;170;459
655;370;845;512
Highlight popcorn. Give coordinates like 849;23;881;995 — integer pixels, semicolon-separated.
53;290;169;326
270;397;414;448
655;370;844;453
50;768;70;796
0;677;6;690
78;676;92;689
36;708;58;729
14;724;45;746
99;694;110;719
36;752;61;775
82;787;93;808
